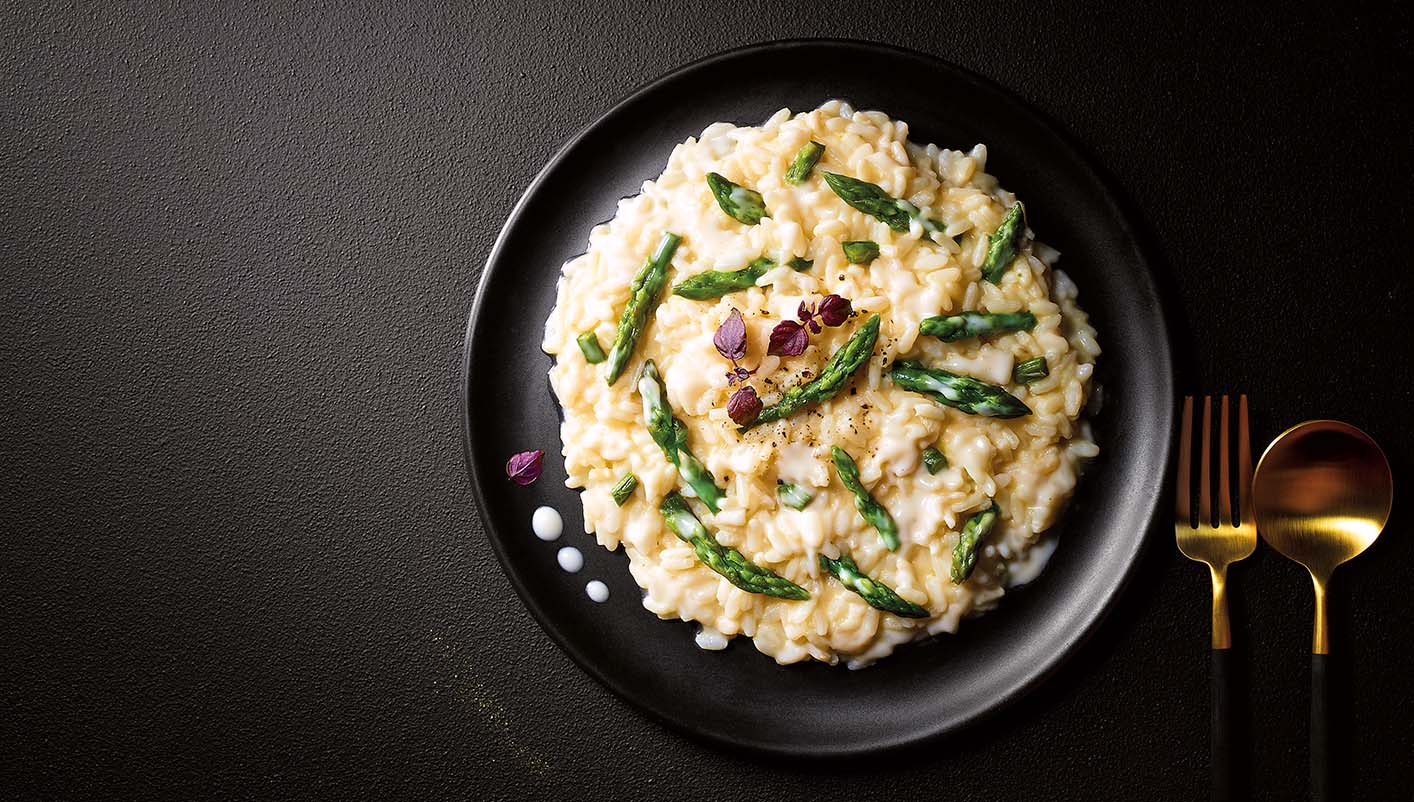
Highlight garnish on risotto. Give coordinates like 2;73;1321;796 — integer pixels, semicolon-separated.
767;318;810;358
841;239;880;265
726;385;762;426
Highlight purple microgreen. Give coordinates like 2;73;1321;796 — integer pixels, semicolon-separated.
767;320;809;357
506;450;544;486
727;385;762;425
796;299;823;333
725;364;756;386
818;294;853;327
713;308;748;362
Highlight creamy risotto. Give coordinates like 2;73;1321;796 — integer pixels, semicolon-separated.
541;101;1099;666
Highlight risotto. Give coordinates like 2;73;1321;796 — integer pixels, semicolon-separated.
541;101;1099;666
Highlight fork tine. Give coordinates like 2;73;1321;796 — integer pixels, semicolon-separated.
1175;396;1192;525
1218;395;1233;525
1198;395;1213;526
1238;394;1253;524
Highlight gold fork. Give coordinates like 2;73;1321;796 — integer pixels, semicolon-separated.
1175;395;1256;801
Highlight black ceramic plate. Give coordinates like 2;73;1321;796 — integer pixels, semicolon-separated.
461;40;1172;756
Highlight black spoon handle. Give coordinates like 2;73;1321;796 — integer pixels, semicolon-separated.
1311;652;1330;802
1211;647;1235;802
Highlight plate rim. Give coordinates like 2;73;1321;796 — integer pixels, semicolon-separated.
460;37;1174;756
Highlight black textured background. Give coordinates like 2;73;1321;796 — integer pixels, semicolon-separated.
2;2;1410;800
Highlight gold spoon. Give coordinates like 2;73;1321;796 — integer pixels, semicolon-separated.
1252;420;1392;802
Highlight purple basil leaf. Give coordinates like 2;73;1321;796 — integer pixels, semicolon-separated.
805;318;822;334
506;450;544;486
796;300;813;323
727;385;762;425
818;294;853;327
713;308;748;361
767;320;809;357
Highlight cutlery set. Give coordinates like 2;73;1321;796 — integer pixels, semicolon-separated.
1175;396;1393;801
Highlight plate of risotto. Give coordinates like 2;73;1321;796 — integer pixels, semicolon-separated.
461;40;1172;754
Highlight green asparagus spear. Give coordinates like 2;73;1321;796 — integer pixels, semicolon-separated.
610;473;638;506
822;171;912;231
890;360;1031;418
821;171;948;241
951;503;999;582
605;231;680;384
1013;357;1049;384
922;446;947;475
660;492;809;600
672;257;773;300
706;172;768;225
743;314;880;430
639;360;725;513
576;330;606;363
787;257;813;272
776;481;814;510
919;311;1037;342
980;202;1026;283
842;240;880;264
819;553;928;618
831;446;901;551
785;141;826;184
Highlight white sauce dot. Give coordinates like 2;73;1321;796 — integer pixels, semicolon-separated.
532;506;563;541
556;546;583;573
585;580;609;603
694;626;729;651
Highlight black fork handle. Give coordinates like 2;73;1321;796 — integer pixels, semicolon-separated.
1212;647;1235;802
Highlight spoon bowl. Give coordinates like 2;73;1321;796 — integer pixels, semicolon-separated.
1253;421;1392;619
